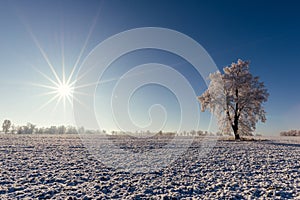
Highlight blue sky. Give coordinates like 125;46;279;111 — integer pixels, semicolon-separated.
0;0;299;135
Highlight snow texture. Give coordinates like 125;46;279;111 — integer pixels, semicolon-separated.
0;134;299;199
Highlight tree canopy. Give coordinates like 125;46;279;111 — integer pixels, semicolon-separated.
198;59;269;140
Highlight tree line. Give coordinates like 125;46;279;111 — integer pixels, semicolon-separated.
1;119;84;134
280;130;300;137
1;119;220;136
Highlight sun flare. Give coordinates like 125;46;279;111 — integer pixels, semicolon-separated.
57;82;73;98
32;66;78;112
27;15;98;114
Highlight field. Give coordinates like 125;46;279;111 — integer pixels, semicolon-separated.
0;134;299;199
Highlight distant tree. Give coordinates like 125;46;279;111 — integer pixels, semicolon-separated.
49;126;58;134
190;130;196;136
11;124;17;134
197;130;203;136
26;123;36;134
78;126;85;134
58;125;66;134
2;120;11;133
17;126;22;134
22;126;29;134
280;130;300;136
158;130;163;136
198;59;269;140
216;131;223;136
36;127;45;134
17;123;36;134
66;126;78;134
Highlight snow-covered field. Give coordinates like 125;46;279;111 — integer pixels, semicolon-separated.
0;134;299;199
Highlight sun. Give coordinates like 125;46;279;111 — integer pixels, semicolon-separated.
30;38;92;114
32;65;78;112
22;4;102;117
55;79;75;108
27;17;99;114
28;27;85;112
57;82;73;98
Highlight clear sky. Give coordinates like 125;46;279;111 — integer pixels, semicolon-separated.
0;0;299;135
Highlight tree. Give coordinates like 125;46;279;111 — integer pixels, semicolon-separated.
66;126;78;134
58;125;66;134
78;126;85;134
280;130;300;136
2;120;11;133
26;123;36;134
17;123;36;134
11;124;17;134
198;59;269;140
49;126;58;134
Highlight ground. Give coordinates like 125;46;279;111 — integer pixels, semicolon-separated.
0;134;299;199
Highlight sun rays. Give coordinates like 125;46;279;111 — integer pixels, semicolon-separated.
27;36;91;116
31;61;80;114
22;6;103;117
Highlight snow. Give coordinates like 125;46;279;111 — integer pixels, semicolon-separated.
0;134;299;199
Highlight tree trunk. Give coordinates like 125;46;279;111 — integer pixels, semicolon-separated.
232;113;240;140
232;88;241;140
233;126;240;140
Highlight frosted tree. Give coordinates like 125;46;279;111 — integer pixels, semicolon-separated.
198;59;269;140
2;119;11;134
